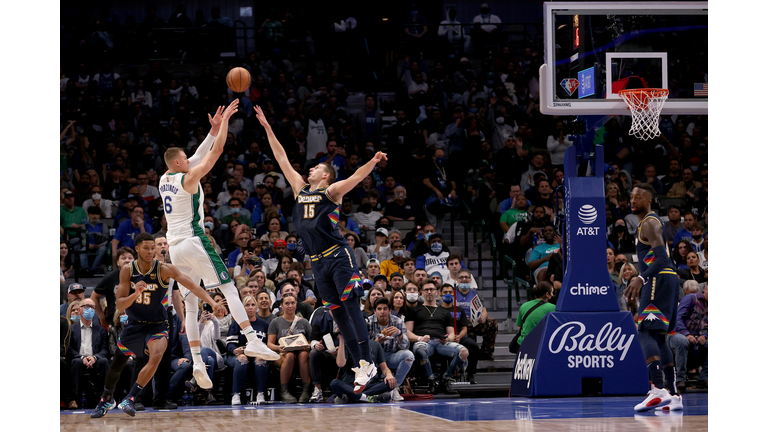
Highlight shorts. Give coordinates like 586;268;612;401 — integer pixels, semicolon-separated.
311;244;363;309
169;235;231;297
636;269;679;334
117;320;169;358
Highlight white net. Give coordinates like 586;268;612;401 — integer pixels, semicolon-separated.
618;89;669;141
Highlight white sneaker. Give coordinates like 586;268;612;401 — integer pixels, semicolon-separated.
245;338;280;361
255;392;266;405
634;386;673;412
391;387;404;402
655;394;683;411
231;393;241;406
309;387;323;403
353;360;377;393
193;363;213;390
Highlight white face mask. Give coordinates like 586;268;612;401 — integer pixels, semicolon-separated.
496;117;505;125
92;193;102;201
406;293;419;303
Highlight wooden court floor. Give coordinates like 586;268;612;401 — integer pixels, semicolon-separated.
60;396;708;432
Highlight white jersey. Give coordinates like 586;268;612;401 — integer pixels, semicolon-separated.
159;172;205;246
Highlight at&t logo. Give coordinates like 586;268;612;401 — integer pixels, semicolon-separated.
577;204;600;236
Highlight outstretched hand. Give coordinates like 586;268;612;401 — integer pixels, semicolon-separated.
254;106;270;129
371;151;388;164
208;105;225;134
222;99;240;121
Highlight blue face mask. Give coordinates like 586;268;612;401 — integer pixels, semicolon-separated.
231;207;241;214
458;283;471;291
204;221;214;230
393;250;405;257
434;157;445;165
425;232;433;241
82;308;95;320
287;243;297;251
442;294;453;304
363;290;370;300
469;107;478;114
416;233;425;240
430;243;442;254
71;314;80;322
120;315;128;324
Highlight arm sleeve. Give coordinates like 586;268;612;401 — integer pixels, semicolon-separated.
640;245;671;280
188;134;216;170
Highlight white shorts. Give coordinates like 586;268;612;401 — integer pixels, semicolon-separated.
169;236;232;299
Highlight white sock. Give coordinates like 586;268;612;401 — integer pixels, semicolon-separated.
190;345;203;365
242;326;257;343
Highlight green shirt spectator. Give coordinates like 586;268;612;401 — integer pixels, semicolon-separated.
515;282;556;344
60;191;87;235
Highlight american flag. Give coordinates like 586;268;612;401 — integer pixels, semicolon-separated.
694;83;708;97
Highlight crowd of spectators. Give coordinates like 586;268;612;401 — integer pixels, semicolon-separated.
60;3;708;408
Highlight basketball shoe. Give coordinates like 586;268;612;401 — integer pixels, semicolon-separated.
634;386;673;412
118;396;137;417
192;363;213;390
352;359;377;393
655;394;683;411
245;338;280;361
90;398;116;418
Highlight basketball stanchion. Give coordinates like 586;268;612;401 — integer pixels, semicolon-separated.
510;145;648;397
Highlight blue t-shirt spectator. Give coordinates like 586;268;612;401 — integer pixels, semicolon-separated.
529;242;561;271
113;219;153;249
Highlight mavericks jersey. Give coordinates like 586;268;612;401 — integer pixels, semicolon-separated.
636;212;674;274
159;172;205;246
291;185;346;255
127;259;170;323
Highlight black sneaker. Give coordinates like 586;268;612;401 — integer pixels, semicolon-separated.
133;401;145;412
90;398;116;418
152;399;178;410
368;392;392;403
427;377;437;394
467;374;477;384
441;376;457;394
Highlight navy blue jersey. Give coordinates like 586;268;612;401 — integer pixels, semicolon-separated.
636;212;674;274
292;185;346;255
126;259;170;323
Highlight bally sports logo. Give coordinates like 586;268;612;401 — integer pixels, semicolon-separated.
548;321;634;369
576;204;600;236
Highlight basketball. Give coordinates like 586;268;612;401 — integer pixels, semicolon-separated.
226;67;251;93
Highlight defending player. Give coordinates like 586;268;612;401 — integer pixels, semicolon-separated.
624;184;683;412
254;105;380;391
90;233;220;417
159;99;279;393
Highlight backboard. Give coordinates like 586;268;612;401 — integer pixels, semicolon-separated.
540;2;707;115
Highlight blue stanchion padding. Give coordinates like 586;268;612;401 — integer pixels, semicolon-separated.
558;145;618;312
509;311;648;397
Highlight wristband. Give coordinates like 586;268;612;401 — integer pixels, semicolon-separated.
417;336;422;342
637;275;646;284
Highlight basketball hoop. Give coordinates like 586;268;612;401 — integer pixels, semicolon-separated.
618;88;669;141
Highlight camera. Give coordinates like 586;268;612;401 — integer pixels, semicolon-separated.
203;303;213;313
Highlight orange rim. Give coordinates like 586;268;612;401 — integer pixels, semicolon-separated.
619;88;669;108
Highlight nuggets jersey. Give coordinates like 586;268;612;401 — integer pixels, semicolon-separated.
636;212;674;274
291;185;346;255
127;259;170;323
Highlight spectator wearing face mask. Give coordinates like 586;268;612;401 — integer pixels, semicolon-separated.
82;186;113;218
608;220;635;253
415;233;451;280
220;198;251;227
384;186;416;221
380;240;409;279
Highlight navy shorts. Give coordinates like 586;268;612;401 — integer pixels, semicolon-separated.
117;320;169;358
636;270;679;334
310;245;364;309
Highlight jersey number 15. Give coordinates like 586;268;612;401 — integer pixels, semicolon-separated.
303;204;315;219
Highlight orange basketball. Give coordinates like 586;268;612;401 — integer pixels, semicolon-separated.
226;67;251;93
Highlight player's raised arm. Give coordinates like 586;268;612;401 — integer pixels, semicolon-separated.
254;106;306;196
181;99;239;193
159;263;219;310
327;151;388;203
187;105;225;169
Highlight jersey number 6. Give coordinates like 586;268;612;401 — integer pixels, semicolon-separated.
303;204;315;219
164;196;173;214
